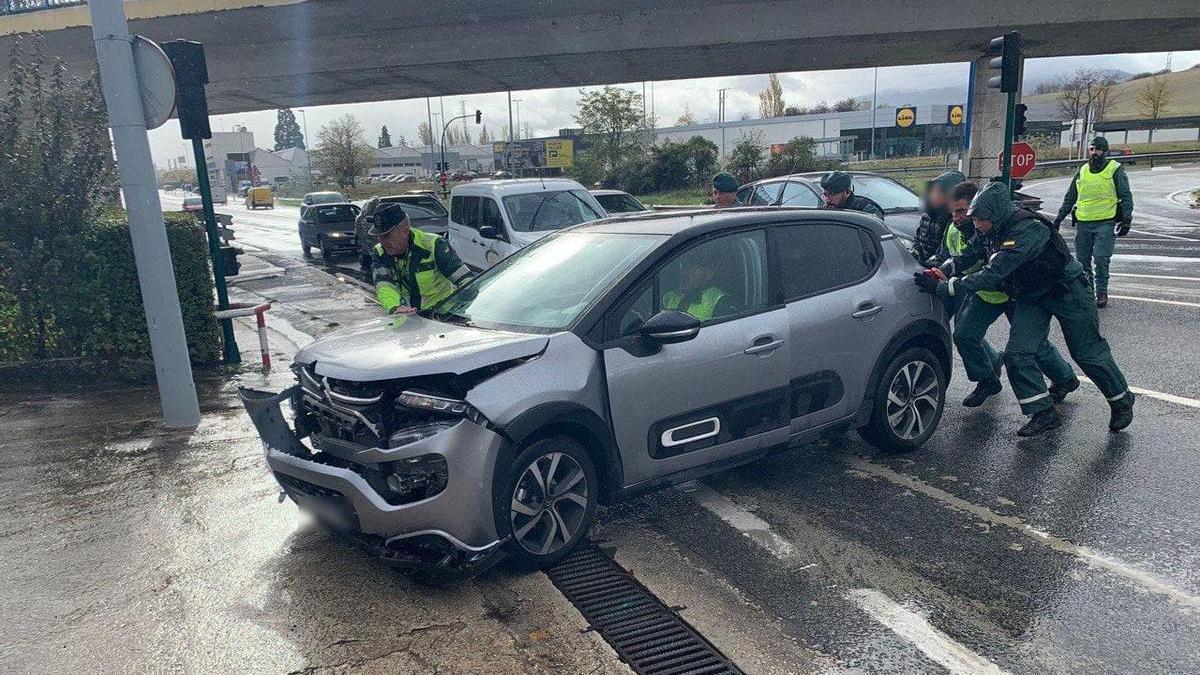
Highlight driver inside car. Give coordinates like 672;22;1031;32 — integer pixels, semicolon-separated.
661;246;737;321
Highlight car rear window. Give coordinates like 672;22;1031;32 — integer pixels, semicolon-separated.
313;204;356;223
386;195;447;216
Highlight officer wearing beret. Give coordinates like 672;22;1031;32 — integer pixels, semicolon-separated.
712;171;739;208
369;203;473;315
819;170;885;220
915;182;1134;436
1053;136;1134;308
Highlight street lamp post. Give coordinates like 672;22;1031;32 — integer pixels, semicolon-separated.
297;108;312;184
440;110;481;195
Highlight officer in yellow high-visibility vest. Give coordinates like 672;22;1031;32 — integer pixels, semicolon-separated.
662;244;735;321
936;181;1077;409
1053;136;1133;308
369;203;473;314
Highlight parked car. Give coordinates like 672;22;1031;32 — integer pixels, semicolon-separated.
735;171;923;242
302;191;348;207
355;194;450;273
299;202;360;264
590;189;650;215
181;196;203;212
448;178;605;269
240;207;950;576
245;186;275;209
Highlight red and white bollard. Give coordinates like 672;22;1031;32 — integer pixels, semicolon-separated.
213;302;273;368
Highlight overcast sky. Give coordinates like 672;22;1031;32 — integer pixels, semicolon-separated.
149;50;1196;167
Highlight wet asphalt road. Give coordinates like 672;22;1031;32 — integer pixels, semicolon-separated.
21;184;1197;672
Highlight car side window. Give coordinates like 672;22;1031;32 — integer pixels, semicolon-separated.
773;223;877;300
779;181;820;207
449;196;463;223
453;196;480;229
480;198;504;230
611;280;655;338
734;186;753;206
749;182;783;206
658;230;768;323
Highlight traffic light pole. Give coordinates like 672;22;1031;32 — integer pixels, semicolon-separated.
1000;89;1016;188
190;139;240;364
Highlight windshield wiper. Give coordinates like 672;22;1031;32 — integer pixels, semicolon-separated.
525;194;550;229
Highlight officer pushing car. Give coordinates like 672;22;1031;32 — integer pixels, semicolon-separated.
1053;136;1134;308
915;182;1134;437
911;170;964;264
369;203;473;315
819;170;885;220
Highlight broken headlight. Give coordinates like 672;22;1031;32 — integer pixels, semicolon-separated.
395;390;490;427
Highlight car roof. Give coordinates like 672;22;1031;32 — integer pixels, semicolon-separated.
589;189;630;196
571;206;891;239
450;178;586;197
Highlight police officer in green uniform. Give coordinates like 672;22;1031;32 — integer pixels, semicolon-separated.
1054;136;1134;308
369;203;473;314
915;182;1134;436
820;170;885;220
935;181;1078;408
712;171;739;208
911;170;964;263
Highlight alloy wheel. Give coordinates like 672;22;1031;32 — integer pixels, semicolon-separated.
509;451;589;556
886;360;940;441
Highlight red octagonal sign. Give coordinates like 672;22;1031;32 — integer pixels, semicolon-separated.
1001;142;1037;179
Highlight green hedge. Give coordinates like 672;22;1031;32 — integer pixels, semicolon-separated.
0;210;220;364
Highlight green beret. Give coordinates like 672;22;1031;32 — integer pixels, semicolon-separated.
820;170;852;193
712;171;739;193
1089;136;1109;152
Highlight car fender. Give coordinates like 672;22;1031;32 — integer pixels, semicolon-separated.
498;401;623;504
854;318;952;426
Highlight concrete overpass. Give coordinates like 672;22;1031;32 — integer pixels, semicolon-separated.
3;0;1199;115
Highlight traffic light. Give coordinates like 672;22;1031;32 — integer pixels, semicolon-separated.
1014;103;1028;138
161;40;211;140
985;31;1021;94
474;110;482;124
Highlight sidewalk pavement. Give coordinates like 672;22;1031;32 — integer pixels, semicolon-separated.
0;255;628;674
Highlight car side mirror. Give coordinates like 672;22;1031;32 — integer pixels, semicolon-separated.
639;310;700;344
478;225;499;239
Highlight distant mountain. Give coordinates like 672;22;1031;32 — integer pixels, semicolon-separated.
1024;66;1200;120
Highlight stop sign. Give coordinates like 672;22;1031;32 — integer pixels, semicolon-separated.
1001;142;1037;179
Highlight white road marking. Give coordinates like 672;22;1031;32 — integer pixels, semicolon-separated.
1077;376;1200;411
1126;228;1197;242
690;485;797;560
1107;294;1200;309
849;458;1200;613
849;589;1010;675
1110;272;1200;282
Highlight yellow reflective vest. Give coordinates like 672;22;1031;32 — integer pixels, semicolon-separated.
1074;160;1120;222
663;286;726;321
944;224;1008;305
373;229;456;312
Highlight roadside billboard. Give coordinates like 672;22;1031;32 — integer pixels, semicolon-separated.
494;139;574;170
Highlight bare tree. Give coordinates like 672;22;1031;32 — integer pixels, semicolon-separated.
1136;75;1172;144
416;121;434;146
758;74;785;118
311;114;375;188
675;106;698;126
1055;68;1122;155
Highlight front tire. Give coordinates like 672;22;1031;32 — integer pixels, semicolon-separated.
320;238;335;266
496;436;597;570
859;347;945;452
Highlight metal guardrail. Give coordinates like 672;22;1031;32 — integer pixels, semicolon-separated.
1;0;84;16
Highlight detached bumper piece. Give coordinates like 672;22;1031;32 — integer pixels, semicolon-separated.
240;386;506;578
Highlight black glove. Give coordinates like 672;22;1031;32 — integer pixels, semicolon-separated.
913;271;941;294
1053;216;1064;229
1115;216;1131;237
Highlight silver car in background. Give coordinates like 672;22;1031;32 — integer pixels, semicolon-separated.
241;207;950;578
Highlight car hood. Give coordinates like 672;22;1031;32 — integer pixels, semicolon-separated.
295;314;549;381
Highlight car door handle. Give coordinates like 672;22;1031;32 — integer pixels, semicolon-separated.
744;336;785;355
851;302;883;319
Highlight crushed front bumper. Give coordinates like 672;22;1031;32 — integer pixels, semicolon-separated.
239;386;507;576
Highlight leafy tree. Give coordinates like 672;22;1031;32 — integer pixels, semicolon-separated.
758;74;785;118
675;107;698;126
311;114;375;188
810;101;831;114
784;105;807;116
833;97;862;112
273;108;305;150
378;125;392;148
416;121;434;146
726;132;765;182
478;125;491;144
1136;75;1172;143
574;85;647;171
762;136;834;178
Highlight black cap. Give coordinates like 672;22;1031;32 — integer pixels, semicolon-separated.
368;203;409;236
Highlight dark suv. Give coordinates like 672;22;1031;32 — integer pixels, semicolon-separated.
299;202;361;264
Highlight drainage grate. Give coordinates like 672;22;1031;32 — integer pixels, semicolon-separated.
547;543;743;675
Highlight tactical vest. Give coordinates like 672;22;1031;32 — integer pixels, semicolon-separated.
374;229;455;310
1002;210;1072;299
663;287;725;321
1075;160;1119;222
944;225;1009;304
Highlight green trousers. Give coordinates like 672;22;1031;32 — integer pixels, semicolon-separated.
1074;219;1116;295
954;294;1076;387
1004;276;1129;415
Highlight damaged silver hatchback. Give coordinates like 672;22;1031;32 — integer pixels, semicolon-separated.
241;208;950;577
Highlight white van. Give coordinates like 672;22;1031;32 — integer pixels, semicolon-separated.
447;178;606;269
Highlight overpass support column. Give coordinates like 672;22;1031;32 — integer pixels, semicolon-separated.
961;54;1022;181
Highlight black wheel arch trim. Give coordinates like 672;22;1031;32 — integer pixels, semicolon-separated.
854;318;952;426
498;401;624;504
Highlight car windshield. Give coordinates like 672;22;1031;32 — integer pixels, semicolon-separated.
849;176;921;212
432;232;661;332
595;193;646;213
391;203;442;220
314;204;356;223
502;190;604;232
307;192;346;204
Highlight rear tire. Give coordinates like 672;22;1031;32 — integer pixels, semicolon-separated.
858;347;945;452
301;237;312;259
496;436;597;571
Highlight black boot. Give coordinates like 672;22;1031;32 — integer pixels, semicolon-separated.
1109;392;1135;432
1018;408;1063;437
1049;378;1081;404
963;379;1003;407
1096;292;1108;308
